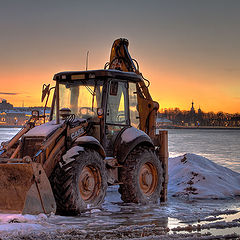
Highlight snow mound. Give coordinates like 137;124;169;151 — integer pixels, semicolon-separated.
168;153;240;199
0;213;51;233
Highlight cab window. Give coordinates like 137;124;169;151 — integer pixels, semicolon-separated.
129;82;140;128
106;81;128;125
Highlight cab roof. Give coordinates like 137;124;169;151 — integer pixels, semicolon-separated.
53;69;142;83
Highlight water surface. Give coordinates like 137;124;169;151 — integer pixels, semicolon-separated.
168;129;240;173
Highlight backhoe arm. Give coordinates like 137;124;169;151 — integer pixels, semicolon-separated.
108;38;159;138
109;38;137;72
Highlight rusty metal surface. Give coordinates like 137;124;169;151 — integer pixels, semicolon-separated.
137;93;159;138
43;136;65;177
10;144;21;159
23;163;56;214
0;163;34;213
21;137;44;158
78;165;101;202
0;162;56;215
104;158;121;185
155;131;169;203
139;162;158;196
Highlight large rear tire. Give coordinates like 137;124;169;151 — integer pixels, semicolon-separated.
50;147;107;215
118;146;163;204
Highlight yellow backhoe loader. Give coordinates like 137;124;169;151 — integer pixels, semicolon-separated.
0;38;168;215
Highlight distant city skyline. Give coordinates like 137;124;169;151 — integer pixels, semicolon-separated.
1;0;239;113
1;98;239;114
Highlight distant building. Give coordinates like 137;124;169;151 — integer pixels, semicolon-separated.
197;106;203;125
0;99;13;110
0;111;26;125
0;99;50;126
187;101;196;125
190;101;195;114
184;101;204;126
156;117;173;128
159;103;240;128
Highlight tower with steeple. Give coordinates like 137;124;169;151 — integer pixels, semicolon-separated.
197;106;203;124
198;106;202;115
187;100;196;125
190;100;195;114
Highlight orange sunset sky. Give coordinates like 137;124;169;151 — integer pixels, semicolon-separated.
0;0;239;113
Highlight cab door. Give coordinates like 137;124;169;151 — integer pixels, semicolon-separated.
128;82;140;129
105;80;129;156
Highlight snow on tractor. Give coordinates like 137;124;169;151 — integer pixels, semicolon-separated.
0;38;168;215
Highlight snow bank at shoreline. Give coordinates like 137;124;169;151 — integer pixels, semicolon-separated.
0;213;51;233
168;153;240;199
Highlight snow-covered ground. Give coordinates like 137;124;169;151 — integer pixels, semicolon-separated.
0;153;240;239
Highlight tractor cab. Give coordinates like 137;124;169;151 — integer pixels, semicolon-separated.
52;69;141;155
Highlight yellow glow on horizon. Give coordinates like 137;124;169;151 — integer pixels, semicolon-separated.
1;63;239;114
142;65;240;114
1;70;55;107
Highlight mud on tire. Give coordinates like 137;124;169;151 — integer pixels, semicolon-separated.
118;146;163;204
50;147;107;215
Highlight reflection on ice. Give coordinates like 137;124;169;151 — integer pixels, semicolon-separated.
0;190;240;237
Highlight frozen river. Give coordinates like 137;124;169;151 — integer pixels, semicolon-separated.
1;128;239;172
168;128;240;173
0;127;240;239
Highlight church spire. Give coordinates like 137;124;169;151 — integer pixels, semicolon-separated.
198;105;202;114
191;100;195;113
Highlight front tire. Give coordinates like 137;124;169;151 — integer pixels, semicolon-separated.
119;146;163;204
51;147;107;215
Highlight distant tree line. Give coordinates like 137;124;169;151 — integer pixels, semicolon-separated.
159;108;240;127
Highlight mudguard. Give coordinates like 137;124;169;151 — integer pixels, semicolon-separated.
113;127;155;163
75;136;106;159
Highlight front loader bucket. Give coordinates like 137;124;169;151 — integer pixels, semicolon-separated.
0;162;56;215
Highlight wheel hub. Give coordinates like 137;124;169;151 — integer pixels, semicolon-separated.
139;163;158;196
79;166;101;201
